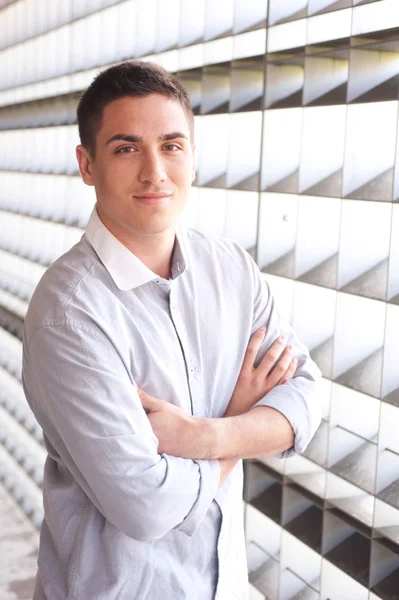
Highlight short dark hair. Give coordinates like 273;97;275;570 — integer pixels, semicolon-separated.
76;60;194;159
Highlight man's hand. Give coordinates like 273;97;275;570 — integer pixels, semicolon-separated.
136;388;208;459
137;389;238;483
224;327;297;417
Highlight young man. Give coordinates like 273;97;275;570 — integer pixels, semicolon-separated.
22;60;322;599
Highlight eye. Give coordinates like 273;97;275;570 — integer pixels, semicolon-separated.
163;143;181;151
116;146;135;154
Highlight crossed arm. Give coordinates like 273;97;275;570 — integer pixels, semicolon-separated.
137;327;300;483
140;397;298;486
140;322;320;483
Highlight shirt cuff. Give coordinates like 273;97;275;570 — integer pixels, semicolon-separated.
250;384;315;459
174;458;220;536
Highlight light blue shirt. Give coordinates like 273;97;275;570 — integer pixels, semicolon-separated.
22;205;322;599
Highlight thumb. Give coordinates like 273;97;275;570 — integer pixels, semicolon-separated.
136;387;161;412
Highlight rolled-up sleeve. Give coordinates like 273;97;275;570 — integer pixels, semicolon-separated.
246;255;322;459
22;322;220;542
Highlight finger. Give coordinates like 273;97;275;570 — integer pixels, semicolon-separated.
136;388;161;412
257;335;290;377
136;386;148;402
241;327;267;373
277;357;298;385
266;345;294;386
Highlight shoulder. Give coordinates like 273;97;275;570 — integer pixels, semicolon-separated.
23;234;112;343
185;226;255;270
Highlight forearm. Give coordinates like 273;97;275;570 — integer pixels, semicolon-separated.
203;406;294;461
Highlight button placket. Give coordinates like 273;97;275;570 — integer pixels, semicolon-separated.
168;286;196;415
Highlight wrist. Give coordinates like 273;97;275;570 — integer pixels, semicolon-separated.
199;415;239;461
192;415;221;461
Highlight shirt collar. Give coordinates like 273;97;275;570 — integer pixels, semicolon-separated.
84;204;188;291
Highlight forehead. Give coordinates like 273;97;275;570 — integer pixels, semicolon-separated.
99;94;191;139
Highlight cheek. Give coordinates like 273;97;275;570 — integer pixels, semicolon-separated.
94;164;130;201
169;157;193;186
102;162;133;187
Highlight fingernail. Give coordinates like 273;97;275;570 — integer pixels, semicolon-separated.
280;335;286;342
259;327;266;334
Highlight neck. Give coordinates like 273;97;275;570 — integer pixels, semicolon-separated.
126;232;176;280
96;207;176;280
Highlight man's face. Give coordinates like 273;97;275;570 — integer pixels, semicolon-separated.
76;93;195;240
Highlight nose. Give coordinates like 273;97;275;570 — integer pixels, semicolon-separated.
138;150;167;186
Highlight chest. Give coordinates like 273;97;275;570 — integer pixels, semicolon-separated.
119;272;253;418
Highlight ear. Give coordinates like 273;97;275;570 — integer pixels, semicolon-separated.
76;144;95;186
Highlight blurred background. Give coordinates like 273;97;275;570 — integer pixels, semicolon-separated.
1;0;399;598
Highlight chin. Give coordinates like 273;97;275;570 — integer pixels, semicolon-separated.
135;218;177;235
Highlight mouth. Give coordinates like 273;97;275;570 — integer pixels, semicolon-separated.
134;193;172;206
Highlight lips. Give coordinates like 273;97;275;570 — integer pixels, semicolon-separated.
134;192;172;206
134;192;172;199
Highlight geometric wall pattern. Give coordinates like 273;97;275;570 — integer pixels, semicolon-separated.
0;0;399;598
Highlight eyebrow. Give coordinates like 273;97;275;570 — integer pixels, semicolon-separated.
105;131;189;147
